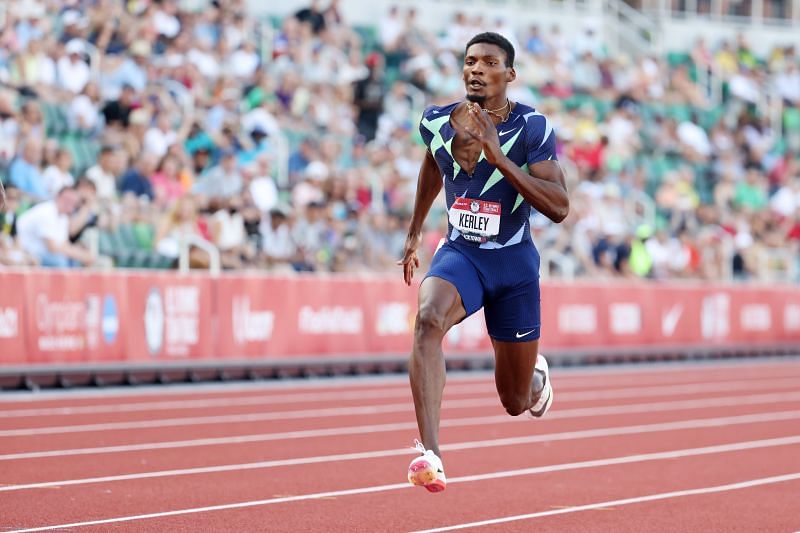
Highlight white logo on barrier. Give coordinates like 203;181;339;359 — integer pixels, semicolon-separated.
610;303;641;335
35;294;86;351
144;288;164;355
558;304;597;335
85;295;100;351
701;294;730;340
376;303;410;336
164;286;200;355
298;306;363;335
740;304;771;332
662;304;683;337
102;295;119;344
233;296;275;344
0;307;19;338
784;304;800;332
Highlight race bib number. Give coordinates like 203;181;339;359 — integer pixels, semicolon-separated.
449;198;501;243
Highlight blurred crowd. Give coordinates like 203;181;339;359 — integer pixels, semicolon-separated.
0;0;798;281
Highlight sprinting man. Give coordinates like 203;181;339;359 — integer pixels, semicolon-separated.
398;32;569;492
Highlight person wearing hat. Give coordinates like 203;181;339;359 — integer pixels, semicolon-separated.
102;41;149;98
59;10;89;44
57;39;91;94
15;2;46;50
261;204;298;272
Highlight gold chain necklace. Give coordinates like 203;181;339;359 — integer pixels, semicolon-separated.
470;99;511;123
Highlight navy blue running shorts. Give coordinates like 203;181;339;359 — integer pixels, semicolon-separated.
424;240;541;342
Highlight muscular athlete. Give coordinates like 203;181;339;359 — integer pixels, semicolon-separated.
398;32;569;492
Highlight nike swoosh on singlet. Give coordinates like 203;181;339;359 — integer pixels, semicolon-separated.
499;129;516;136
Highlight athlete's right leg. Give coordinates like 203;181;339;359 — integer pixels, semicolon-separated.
410;276;466;457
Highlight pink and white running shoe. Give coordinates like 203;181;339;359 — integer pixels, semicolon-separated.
407;439;446;493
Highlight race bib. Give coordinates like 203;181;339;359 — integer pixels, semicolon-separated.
449;197;501;243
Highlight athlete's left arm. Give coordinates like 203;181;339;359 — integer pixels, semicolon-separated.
465;105;569;223
497;158;568;224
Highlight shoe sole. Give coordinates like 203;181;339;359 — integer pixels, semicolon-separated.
530;383;553;417
529;356;553;418
408;460;446;493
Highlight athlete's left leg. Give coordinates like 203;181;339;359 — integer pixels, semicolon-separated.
492;339;548;416
482;243;551;417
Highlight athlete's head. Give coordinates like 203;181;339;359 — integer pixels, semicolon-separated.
463;32;516;104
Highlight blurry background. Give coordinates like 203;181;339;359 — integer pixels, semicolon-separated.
0;0;798;280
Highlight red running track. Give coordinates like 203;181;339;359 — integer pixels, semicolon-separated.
0;359;799;532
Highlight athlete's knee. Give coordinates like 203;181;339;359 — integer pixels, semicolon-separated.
499;394;529;417
414;304;447;339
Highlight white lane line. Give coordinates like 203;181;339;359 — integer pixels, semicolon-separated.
0;397;494;437
3;377;798;437
2;358;797;405
2;392;798;461
1;374;796;419
414;472;800;532
1;412;799;493
0;383;477;419
7;438;800;532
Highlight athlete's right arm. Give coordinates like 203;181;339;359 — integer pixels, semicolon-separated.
398;149;442;286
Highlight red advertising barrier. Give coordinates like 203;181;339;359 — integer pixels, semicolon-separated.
2;269;800;367
125;273;214;360
22;272;129;364
0;272;26;363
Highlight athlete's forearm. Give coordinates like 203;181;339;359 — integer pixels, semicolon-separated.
407;150;443;236
495;156;569;223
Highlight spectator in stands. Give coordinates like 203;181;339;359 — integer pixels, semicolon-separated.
9;137;48;199
248;153;280;213
775;62;800;106
0;1;796;280
42;147;74;198
86;146;121;200
59;10;89;44
58;39;91;95
0;92;19;162
0;185;38;266
119;153;156;200
18;101;44;143
143;113;179;158
192;149;243;199
102;84;137;130
103;40;150;96
12;37;56;92
295;0;326;35
210;196;255;269
68;82;101;133
353;53;385;142
154;195;213;268
69;178;100;244
15;185;95;267
735;166;769;211
152;153;189;208
261;205;300;272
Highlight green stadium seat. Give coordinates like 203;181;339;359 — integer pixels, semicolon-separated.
698;106;724;129
666;104;692;123
784;108;800;132
666;51;691;67
353;25;379;54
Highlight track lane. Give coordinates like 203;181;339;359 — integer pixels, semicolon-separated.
4;438;798;532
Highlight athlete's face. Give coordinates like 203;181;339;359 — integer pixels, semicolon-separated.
463;43;516;104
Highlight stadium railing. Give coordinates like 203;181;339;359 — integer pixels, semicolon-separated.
178;234;221;275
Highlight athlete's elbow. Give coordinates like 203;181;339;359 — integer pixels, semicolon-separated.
548;201;569;223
